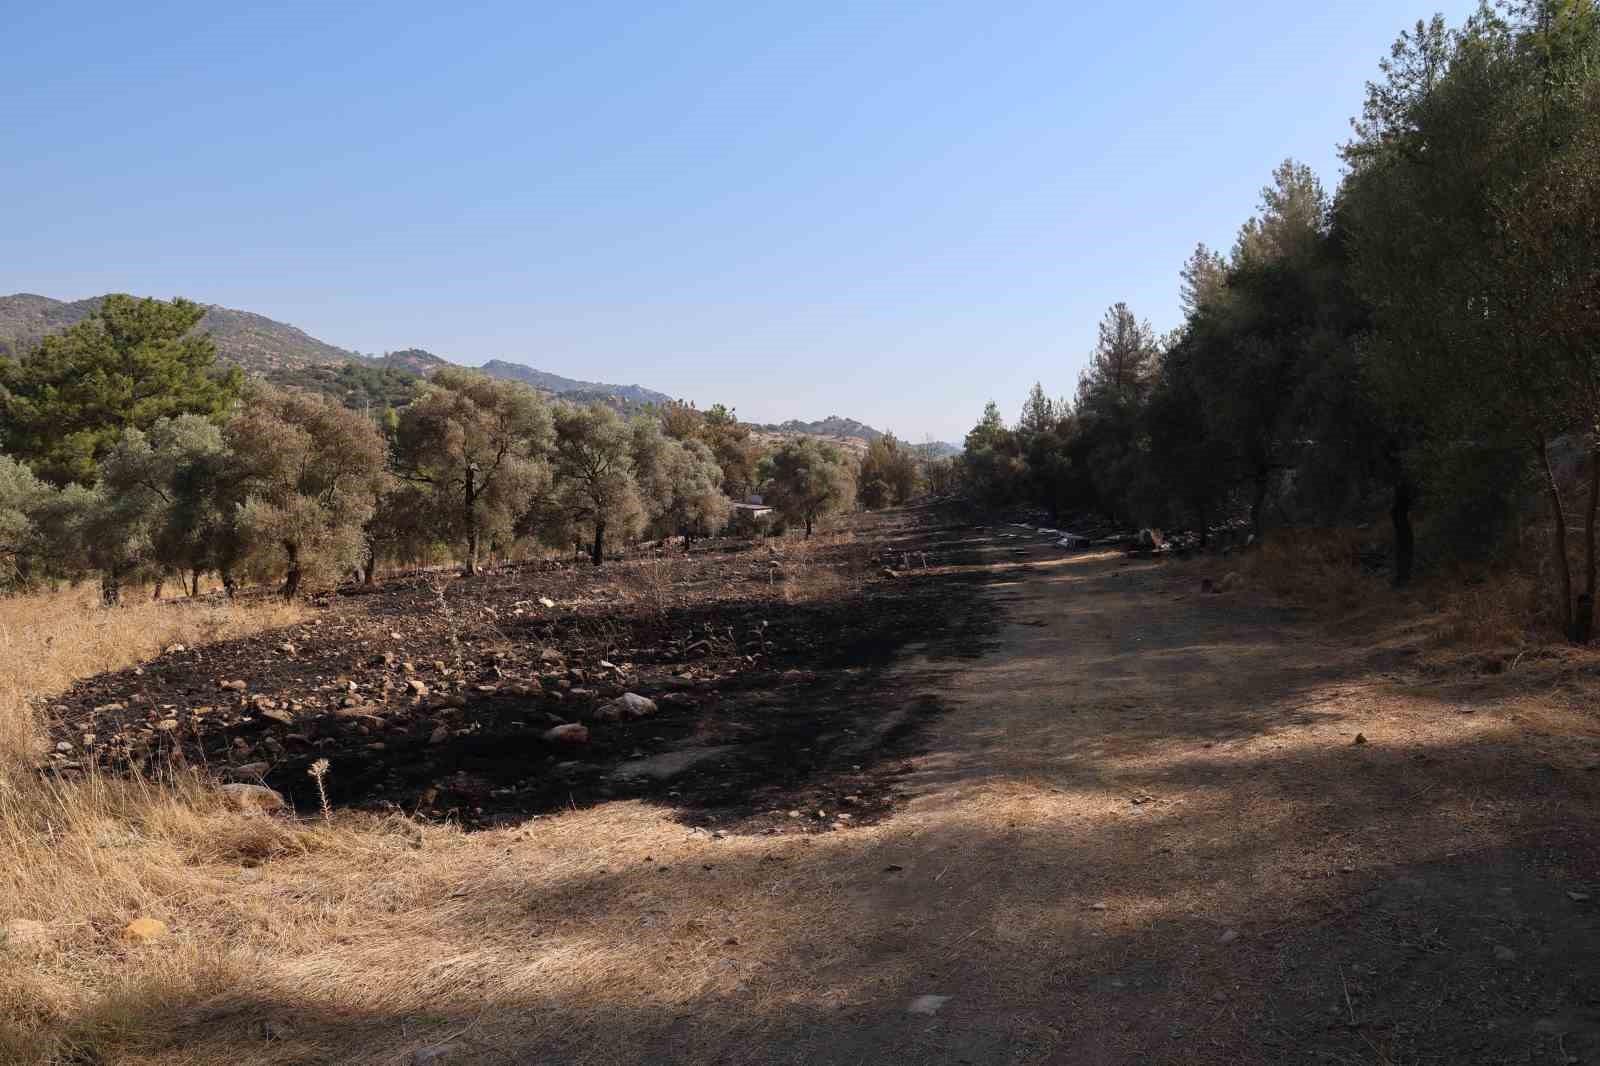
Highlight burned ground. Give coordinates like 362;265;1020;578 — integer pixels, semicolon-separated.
40;510;998;832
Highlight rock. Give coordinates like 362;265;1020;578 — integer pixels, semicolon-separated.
1;918;52;955
1219;929;1240;945
232;761;271;778
120;917;168;943
594;693;658;723
1353;733;1368;746
221;783;288;814
278;643;297;655
164;644;186;655
260;708;294;726
1136;528;1165;550
406;679;430;701
539;597;556;609
544;723;589;744
1494;945;1518;962
429;725;450;745
155;719;179;732
1218;571;1244;592
1088;902;1108;911
907;994;951;1015
540;647;563;663
55;741;73;752
1567;890;1592;902
219;679;247;692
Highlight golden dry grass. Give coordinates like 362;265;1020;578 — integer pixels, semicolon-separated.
0;585;313;1063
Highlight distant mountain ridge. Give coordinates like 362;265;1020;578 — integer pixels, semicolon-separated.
0;293;672;407
0;293;938;448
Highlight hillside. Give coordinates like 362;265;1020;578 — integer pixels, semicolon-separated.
0;294;359;370
0;294;944;448
0;293;672;406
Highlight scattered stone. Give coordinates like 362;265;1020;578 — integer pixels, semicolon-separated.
429;725;450;745
1494;945;1518;962
260;708;294;726
539;597;556;608
54;741;73;753
406;679;430;701
219;679;247;692
155;719;179;732
1218;571;1244;593
1567;890;1591;902
120;917;168;943
907;994;951;1015
543;723;589;745
1089;902;1108;911
1353;733;1368;745
278;643;297;655
164;644;186;655
221;783;287;814
232;762;271;778
594;693;657;722
1219;929;1240;945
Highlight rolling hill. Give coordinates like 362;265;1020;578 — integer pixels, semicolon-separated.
0;293;945;450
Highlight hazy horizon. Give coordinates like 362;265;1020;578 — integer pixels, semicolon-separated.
5;1;1478;441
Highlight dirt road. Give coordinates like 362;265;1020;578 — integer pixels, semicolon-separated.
597;522;1600;1065
99;519;1600;1065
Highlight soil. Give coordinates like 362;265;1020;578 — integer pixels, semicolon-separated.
34;510;1600;1064
40;512;997;832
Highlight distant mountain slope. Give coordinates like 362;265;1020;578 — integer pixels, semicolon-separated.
476;359;673;406
757;415;885;441
752;415;958;456
0;294;675;405
0;293;360;370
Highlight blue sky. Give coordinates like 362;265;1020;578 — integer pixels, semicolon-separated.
3;1;1478;442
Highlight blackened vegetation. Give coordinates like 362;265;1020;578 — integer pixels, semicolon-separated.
42;512;998;831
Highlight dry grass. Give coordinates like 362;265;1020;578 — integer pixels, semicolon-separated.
0;585;312;1064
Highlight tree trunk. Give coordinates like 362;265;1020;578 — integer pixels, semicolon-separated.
151;577;164;602
221;568;236;599
463;468;479;575
100;569;121;607
1249;472;1269;544
1391;477;1415;589
190;569;203;597
590;522;605;567
281;541;302;602
362;545;377;586
804;513;814;538
1537;434;1576;639
1579;445;1600;644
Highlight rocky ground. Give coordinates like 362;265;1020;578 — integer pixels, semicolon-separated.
38;513;995;832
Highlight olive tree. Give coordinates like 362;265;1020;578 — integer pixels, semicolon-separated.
227;388;388;599
547;403;643;566
760;438;855;537
393;368;552;573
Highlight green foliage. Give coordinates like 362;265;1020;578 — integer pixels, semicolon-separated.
0;454;53;588
0;295;242;486
227;387;389;599
857;434;921;509
759;438;855;537
393;367;553;573
546;403;643;565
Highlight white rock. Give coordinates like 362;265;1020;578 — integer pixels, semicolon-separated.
220;783;287;814
543;723;589;744
908;994;951;1015
594;693;658;723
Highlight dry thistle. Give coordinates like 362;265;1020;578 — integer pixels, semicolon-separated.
307;757;332;822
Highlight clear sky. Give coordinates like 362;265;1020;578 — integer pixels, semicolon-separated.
4;1;1479;443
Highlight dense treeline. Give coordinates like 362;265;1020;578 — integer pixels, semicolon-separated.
0;298;917;601
956;1;1600;638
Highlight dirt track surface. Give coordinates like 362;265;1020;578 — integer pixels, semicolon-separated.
46;516;1600;1065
